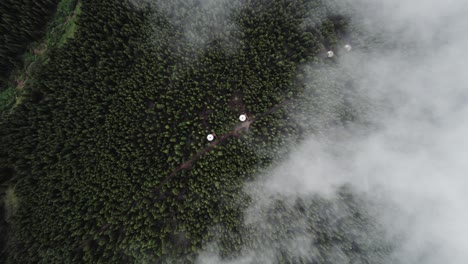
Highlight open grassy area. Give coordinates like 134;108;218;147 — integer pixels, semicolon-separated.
3;187;18;225
0;0;82;114
0;87;16;114
47;0;82;48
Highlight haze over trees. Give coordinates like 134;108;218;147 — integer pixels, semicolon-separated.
0;0;391;263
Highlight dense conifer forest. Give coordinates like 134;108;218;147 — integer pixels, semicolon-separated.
0;0;392;262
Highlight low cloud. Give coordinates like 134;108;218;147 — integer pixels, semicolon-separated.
146;0;241;51
198;0;468;263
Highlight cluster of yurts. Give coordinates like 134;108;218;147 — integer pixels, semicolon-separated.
327;44;352;58
206;114;248;142
206;44;352;142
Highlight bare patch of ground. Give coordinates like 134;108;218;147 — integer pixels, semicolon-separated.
33;43;47;55
15;79;27;91
229;90;247;114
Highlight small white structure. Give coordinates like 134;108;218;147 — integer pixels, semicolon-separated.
344;44;352;51
327;50;334;58
239;114;247;122
207;134;215;141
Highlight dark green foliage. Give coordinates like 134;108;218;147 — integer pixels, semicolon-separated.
0;0;391;263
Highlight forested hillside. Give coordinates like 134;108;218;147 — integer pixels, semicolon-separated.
0;0;391;263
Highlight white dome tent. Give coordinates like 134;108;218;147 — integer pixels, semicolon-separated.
206;134;215;142
344;44;352;51
327;50;334;58
239;114;247;122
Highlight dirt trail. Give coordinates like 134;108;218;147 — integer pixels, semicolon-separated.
182;120;252;169
157;98;292;191
95;99;292;233
155;119;254;192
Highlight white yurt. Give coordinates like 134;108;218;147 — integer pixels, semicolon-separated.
239;114;247;122
207;134;214;141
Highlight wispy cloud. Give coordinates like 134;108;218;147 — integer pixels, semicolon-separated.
145;0;241;51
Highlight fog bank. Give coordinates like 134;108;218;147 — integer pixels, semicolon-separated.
198;0;468;263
